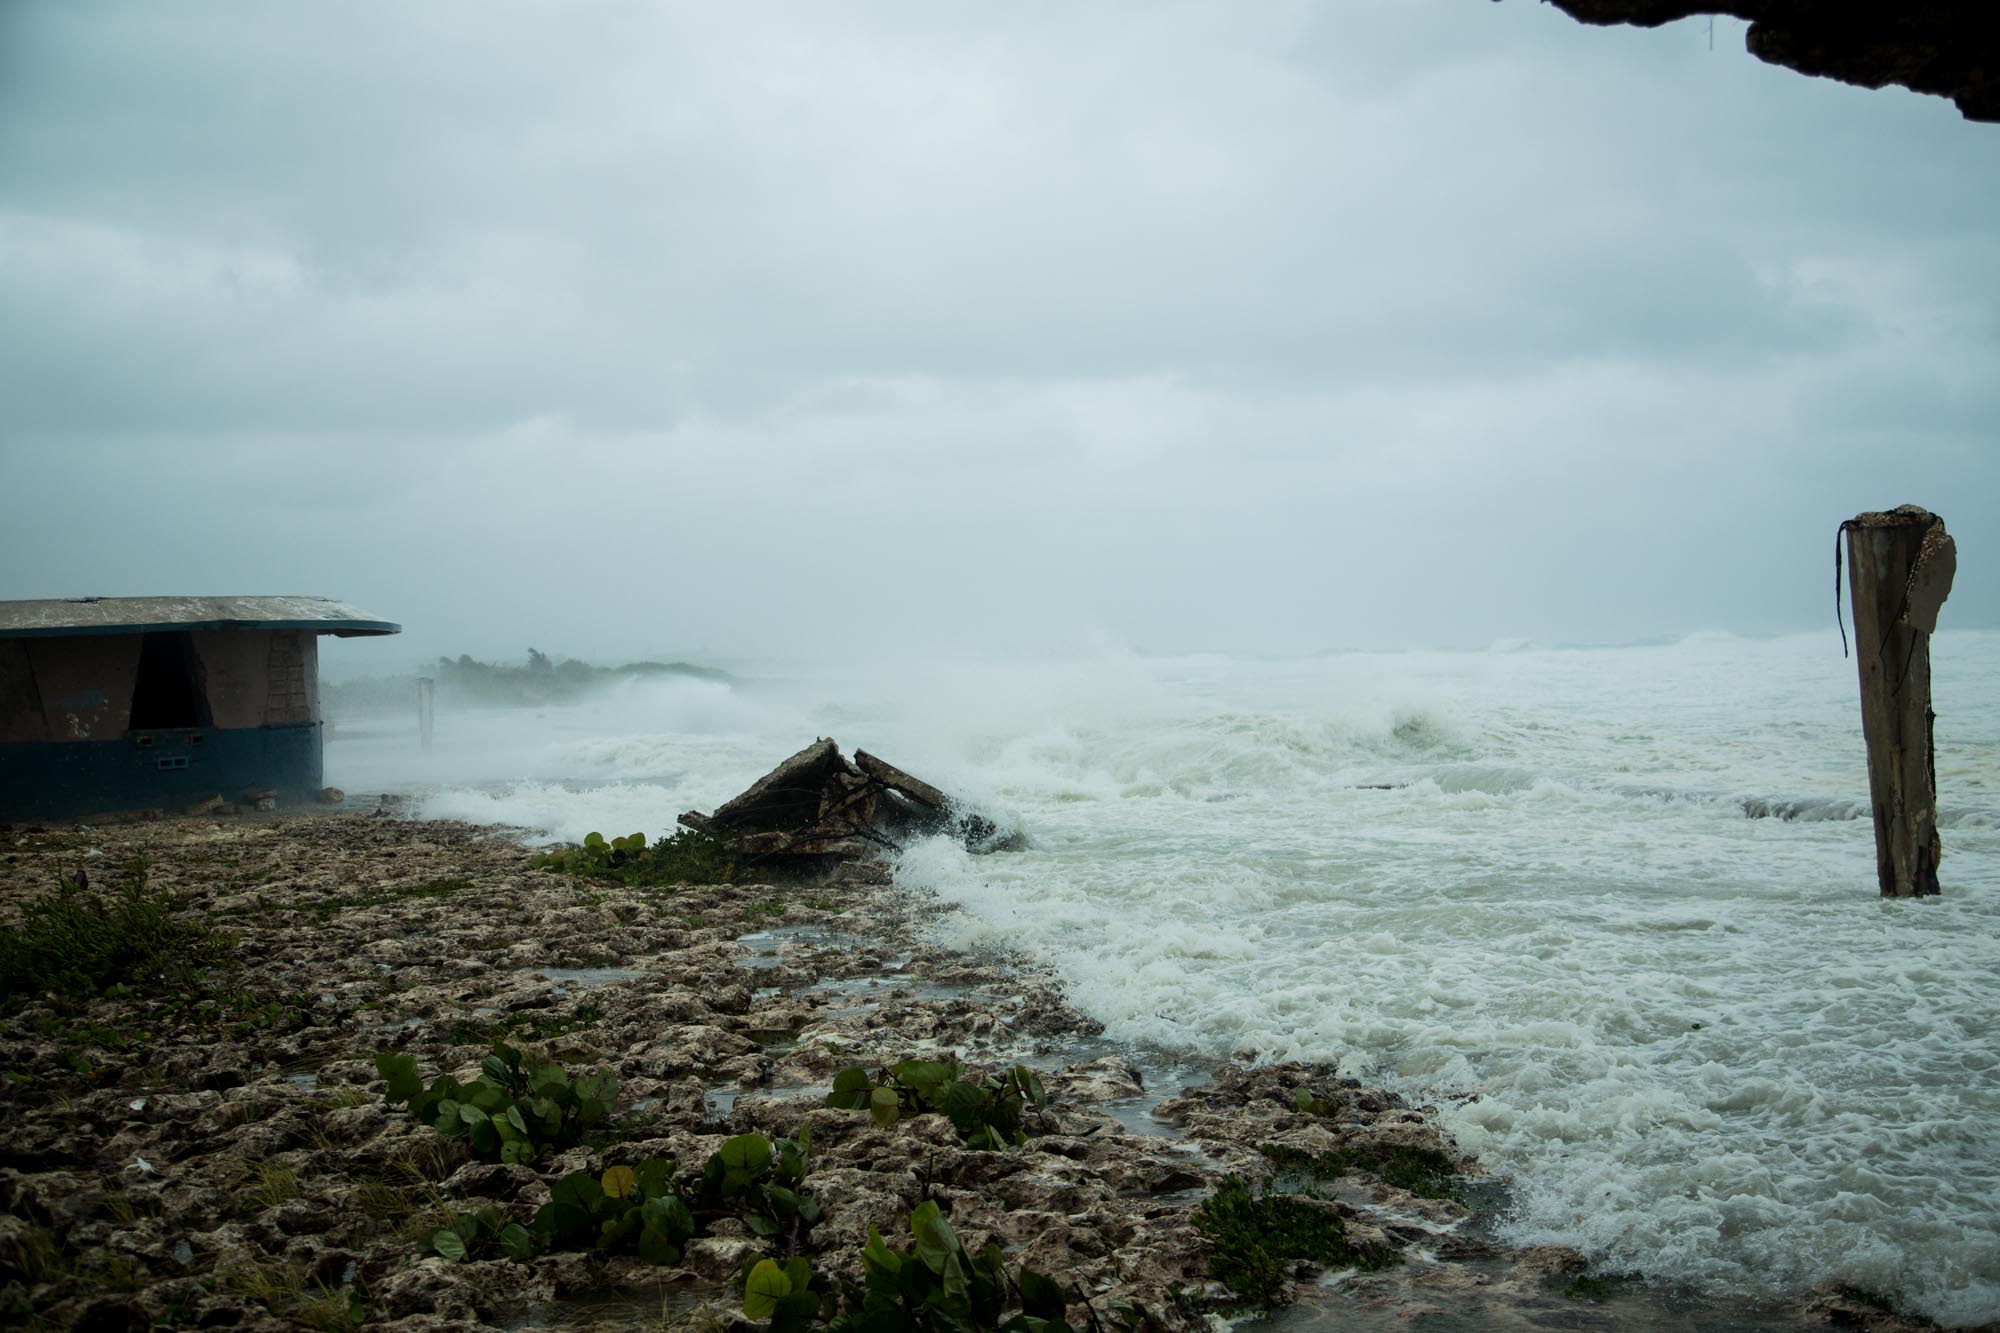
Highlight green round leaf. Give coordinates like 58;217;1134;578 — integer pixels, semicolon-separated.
499;1222;537;1262
1018;1268;1067;1319
869;1087;901;1128
375;1052;422;1104
551;1171;604;1210
893;1059;954;1101
915;1209;960;1277
432;1228;468;1261
721;1132;773;1178
743;1258;793;1320
635;1157;674;1200
863;1225;901;1276
944;1080;988;1117
640;1193;695;1240
601;1164;638;1199
636;1224;682;1266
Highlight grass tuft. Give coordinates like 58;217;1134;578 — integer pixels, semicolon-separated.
0;859;218;1004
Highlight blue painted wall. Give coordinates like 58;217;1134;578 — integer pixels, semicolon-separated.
0;722;323;821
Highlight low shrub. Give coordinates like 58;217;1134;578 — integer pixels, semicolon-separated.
1194;1178;1397;1307
427;1129;818;1268
0;859;218;1003
743;1199;1096;1333
529;828;737;886
825;1059;1045;1151
525;1158;695;1263
1255;1142;1459;1199
376;1043;617;1164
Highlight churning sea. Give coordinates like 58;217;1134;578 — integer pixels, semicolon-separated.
328;629;2000;1325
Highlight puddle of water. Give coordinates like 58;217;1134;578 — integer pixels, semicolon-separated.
535;966;642;988
806;972;1016;1017
1011;1036;1216;1138
732;1085;825;1109
745;1027;800;1056
735;924;875;969
1096;1093;1185;1138
285;1071;319;1090
504;1281;713;1331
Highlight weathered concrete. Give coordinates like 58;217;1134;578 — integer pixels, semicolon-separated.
681;739;987;869
706;739;854;834
1843;505;1956;897
854;750;950;813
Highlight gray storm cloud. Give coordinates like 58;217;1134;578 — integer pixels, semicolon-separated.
1;0;1995;666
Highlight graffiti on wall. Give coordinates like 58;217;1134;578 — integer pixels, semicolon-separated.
59;689;110;739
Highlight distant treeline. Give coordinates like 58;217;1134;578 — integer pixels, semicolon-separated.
323;650;733;715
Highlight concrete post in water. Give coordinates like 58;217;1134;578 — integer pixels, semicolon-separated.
1841;506;1956;897
416;676;435;753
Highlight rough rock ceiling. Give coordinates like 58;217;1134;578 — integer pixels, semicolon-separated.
1542;2;1999;122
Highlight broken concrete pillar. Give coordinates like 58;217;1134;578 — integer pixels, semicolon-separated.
678;738;1007;871
1842;506;1956;897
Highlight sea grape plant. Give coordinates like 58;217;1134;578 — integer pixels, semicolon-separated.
425;1131;817;1268
825;1059;1046;1151
431;1204;536;1263
742;1200;1081;1333
530;831;647;878
529;828;738;886
528;1158;696;1263
694;1127;821;1253
375;1043;617;1164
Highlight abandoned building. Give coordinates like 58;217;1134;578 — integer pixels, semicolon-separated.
0;596;399;821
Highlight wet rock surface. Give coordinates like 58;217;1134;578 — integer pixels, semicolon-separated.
0;815;1876;1331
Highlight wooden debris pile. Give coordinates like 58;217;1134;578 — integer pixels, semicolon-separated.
678;738;1006;869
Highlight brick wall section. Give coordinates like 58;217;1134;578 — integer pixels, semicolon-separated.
263;632;313;727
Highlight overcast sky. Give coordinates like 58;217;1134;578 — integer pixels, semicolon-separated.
2;0;1995;672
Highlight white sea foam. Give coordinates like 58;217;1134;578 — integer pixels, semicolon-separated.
332;630;2000;1323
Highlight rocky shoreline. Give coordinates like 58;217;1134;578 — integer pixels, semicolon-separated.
0;813;1935;1331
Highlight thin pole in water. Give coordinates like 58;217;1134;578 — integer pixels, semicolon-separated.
417;676;435;753
1841;507;1956;897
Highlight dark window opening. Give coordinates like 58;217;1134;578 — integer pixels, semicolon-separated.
129;633;209;730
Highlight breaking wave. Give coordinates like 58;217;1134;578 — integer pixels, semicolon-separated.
336;631;2000;1323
